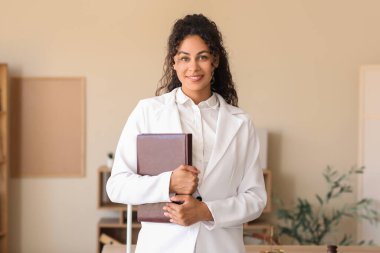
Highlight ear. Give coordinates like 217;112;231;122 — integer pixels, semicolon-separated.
172;57;178;71
212;55;219;69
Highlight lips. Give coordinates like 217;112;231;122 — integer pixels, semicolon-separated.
186;75;203;81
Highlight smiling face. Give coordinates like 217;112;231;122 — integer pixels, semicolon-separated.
173;35;218;104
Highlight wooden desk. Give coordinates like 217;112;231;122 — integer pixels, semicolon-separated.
102;244;380;253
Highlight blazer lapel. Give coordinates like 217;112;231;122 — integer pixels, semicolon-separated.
153;89;183;133
202;94;244;181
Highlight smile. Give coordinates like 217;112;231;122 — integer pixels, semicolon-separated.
186;75;203;81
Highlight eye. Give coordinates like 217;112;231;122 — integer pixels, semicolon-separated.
198;55;209;61
179;56;190;62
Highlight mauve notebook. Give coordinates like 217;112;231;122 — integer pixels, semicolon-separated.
136;133;192;222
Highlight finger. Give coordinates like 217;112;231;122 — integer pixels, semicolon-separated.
173;164;186;172
185;166;200;174
169;214;187;226
164;211;181;225
163;211;174;220
164;205;180;222
167;211;182;225
163;205;179;221
166;202;180;212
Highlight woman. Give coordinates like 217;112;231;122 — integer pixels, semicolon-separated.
107;14;267;253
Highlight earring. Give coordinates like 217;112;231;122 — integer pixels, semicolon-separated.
211;71;215;86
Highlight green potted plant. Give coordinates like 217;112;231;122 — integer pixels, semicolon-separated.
276;166;378;245
107;152;114;168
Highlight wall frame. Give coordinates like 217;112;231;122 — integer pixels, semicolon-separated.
10;77;85;177
358;65;380;243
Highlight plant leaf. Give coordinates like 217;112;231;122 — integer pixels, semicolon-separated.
315;194;323;205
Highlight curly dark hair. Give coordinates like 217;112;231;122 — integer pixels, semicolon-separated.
155;14;238;106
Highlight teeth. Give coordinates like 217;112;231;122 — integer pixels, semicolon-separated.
188;76;202;81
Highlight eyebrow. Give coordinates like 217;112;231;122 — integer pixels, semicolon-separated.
177;50;211;55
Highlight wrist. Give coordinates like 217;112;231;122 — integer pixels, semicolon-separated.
200;201;213;221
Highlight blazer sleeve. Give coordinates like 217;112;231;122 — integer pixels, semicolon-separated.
203;120;267;230
106;101;172;205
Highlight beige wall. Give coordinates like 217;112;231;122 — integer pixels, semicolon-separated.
1;0;380;252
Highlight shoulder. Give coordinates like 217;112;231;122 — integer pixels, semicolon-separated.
136;89;176;110
216;93;251;123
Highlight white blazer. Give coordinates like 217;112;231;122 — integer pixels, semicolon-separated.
106;88;267;253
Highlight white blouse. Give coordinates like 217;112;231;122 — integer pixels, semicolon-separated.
175;88;219;187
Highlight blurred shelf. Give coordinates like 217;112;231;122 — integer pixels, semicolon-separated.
99;218;141;229
0;63;9;253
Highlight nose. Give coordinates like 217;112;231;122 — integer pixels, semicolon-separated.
188;58;200;71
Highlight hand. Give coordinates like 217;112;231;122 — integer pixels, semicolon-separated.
163;195;213;226
169;165;199;195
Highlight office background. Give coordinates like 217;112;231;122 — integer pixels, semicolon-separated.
1;0;380;252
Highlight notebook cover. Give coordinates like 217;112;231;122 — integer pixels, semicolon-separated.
136;133;192;223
